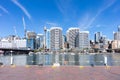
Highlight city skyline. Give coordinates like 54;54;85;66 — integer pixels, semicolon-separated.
0;0;120;40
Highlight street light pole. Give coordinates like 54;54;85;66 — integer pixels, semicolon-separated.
10;50;13;65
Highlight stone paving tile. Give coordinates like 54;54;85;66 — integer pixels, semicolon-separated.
0;66;120;80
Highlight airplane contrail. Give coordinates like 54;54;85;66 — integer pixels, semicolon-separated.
0;5;9;14
22;17;26;30
11;0;31;20
79;0;116;30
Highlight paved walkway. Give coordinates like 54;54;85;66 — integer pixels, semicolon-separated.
0;66;120;80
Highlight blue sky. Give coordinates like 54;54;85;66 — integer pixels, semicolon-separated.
0;0;120;40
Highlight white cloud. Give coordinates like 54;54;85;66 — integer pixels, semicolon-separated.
11;0;31;19
0;5;9;14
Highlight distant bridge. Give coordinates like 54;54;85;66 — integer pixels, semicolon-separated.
0;48;34;55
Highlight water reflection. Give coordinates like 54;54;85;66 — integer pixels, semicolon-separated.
0;53;120;66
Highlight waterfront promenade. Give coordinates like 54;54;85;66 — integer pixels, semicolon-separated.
0;66;120;80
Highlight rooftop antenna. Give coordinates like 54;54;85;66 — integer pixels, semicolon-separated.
22;17;27;39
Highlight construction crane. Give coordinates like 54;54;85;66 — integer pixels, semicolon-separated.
22;17;27;39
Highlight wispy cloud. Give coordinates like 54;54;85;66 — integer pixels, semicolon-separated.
55;0;77;20
78;0;116;30
11;0;31;19
78;13;90;30
0;5;9;14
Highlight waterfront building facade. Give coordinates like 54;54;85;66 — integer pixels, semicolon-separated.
114;26;120;40
36;34;44;49
112;40;120;49
26;31;36;49
50;27;63;51
66;28;80;49
0;36;26;49
0;39;13;48
77;31;90;50
14;39;26;48
114;32;120;40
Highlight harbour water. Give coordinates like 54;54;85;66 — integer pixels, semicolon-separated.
0;53;120;66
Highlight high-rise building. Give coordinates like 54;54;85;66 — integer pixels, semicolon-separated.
112;26;120;50
50;27;63;51
114;26;120;40
76;31;89;50
46;29;50;49
112;40;120;49
114;32;120;40
95;32;101;43
66;28;79;49
118;25;120;32
26;31;36;49
36;34;44;49
62;35;67;50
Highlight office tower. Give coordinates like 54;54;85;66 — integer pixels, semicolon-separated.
66;28;80;49
95;32;101;43
114;26;120;40
46;29;50;49
118;25;120;32
26;31;36;49
114;32;120;40
112;26;120;49
36;34;44;49
50;27;63;51
77;31;90;50
62;35;67;50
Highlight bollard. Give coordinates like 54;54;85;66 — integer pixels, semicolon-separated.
105;66;111;69
0;62;3;65
79;66;84;69
52;65;57;68
25;65;30;68
52;63;60;68
11;64;16;68
38;64;43;66
0;62;3;67
91;64;94;67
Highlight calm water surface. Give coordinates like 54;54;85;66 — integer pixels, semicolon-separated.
0;53;120;66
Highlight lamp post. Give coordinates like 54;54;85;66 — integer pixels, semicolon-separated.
44;26;47;52
10;50;13;65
